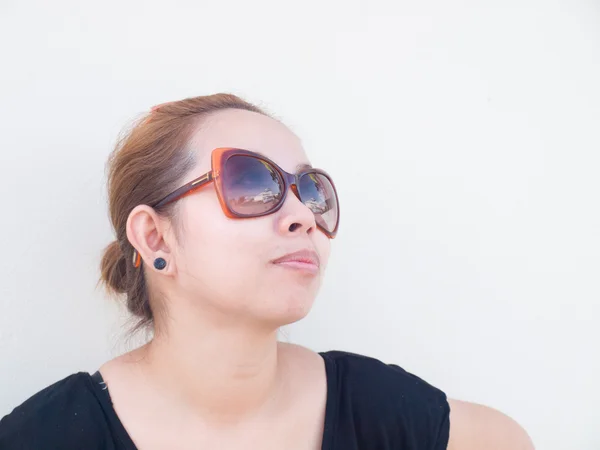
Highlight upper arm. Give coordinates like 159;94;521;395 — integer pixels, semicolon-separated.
447;399;535;450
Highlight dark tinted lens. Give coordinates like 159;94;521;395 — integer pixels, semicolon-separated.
222;155;284;215
298;172;338;233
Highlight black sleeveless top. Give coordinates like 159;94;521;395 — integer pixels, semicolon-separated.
0;351;450;449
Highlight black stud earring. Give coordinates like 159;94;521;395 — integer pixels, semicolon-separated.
153;257;167;270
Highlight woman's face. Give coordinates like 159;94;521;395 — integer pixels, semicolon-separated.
167;109;332;328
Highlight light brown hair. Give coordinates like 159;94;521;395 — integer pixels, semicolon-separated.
99;93;269;334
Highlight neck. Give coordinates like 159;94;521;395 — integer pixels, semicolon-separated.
139;312;284;424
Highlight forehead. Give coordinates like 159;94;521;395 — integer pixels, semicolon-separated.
188;108;310;173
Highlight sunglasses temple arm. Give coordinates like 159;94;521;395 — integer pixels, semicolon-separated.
132;171;214;268
153;171;214;209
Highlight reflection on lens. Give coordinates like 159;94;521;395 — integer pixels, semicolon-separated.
224;156;284;215
298;172;338;233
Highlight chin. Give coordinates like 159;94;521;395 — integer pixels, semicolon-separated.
281;304;313;326
260;294;316;328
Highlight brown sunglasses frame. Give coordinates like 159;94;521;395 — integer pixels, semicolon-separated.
133;147;340;268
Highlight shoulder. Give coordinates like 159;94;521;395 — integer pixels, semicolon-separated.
321;350;449;409
321;350;450;449
0;372;109;449
447;399;535;450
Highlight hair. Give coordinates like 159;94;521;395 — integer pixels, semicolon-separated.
98;93;270;335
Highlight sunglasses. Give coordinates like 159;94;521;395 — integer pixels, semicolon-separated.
133;147;340;268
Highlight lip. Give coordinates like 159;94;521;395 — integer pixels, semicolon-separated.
271;249;321;274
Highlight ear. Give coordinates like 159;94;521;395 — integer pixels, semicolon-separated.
126;205;176;275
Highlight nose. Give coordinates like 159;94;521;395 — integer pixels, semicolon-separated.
277;186;316;236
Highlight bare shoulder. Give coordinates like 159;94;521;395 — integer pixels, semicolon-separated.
96;344;152;410
277;342;327;389
447;398;535;450
277;342;325;372
276;342;328;442
98;344;149;377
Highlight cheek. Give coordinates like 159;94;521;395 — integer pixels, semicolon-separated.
177;200;268;290
185;219;255;273
314;232;332;269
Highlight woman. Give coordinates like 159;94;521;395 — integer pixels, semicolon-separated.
0;93;534;449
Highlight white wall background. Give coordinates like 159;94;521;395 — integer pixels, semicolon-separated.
1;1;599;448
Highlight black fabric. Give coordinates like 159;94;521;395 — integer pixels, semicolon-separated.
0;351;450;449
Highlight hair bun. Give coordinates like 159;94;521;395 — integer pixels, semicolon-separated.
99;240;128;295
